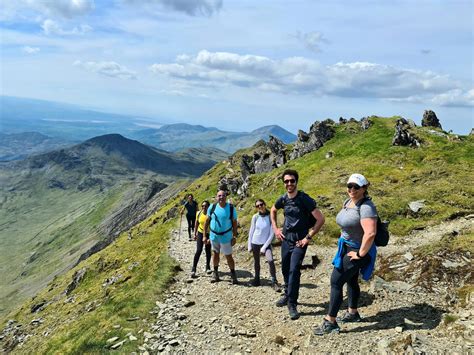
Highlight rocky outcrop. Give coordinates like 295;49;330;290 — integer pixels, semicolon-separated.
392;118;421;147
360;117;373;130
66;267;87;295
422;110;442;129
289;119;335;160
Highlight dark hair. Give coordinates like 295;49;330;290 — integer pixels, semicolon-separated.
202;200;210;207
187;194;193;199
255;198;266;206
281;169;299;183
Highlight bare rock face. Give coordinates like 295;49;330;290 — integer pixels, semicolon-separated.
218;176;245;196
422;110;442;129
289;119;335;159
392;118;421;147
253;135;287;174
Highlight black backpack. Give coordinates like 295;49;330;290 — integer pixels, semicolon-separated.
348;197;390;247
208;203;235;236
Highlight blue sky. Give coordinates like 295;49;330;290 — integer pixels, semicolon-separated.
1;0;472;134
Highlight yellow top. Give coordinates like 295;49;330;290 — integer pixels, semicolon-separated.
196;210;209;233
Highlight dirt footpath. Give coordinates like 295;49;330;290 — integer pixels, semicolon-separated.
138;217;474;353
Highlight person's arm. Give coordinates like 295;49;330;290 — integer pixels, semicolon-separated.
180;202;186;215
248;214;256;252
347;218;376;260
261;217;274;253
203;213;210;243
270;205;285;241
194;213;199;239
297;208;325;247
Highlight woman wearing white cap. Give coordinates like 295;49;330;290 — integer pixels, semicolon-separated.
314;173;378;335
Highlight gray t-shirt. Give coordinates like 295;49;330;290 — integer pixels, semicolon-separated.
336;198;378;244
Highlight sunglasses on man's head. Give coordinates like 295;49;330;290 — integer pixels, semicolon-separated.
347;183;361;190
255;203;264;208
283;179;296;185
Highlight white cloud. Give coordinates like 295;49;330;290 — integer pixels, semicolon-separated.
294;31;328;53
41;19;92;35
1;0;95;20
123;0;222;16
22;46;40;54
150;50;470;106
74;60;137;80
431;89;474;107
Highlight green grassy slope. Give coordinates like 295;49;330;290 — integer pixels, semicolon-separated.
2;116;472;353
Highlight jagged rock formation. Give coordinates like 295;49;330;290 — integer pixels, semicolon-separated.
422;110;442;129
289;119;335;160
392;118;421;147
218;136;287;197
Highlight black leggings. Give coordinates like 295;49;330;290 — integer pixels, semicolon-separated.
328;245;370;317
186;214;196;238
192;231;211;272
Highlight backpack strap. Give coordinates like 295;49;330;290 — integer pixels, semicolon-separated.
209;203;234;236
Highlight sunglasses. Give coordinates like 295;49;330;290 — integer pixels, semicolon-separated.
202;204;208;208
255;203;265;208
283;179;296;185
347;183;361;190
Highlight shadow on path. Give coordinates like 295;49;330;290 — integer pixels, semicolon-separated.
347;303;443;332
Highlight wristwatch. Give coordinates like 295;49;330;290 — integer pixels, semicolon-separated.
305;234;312;240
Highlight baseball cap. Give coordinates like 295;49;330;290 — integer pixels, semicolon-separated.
347;173;369;187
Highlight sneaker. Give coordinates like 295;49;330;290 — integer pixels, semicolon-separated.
288;304;299;320
338;311;361;323
251;278;261;287
210;271;220;283
276;295;288;307
271;281;282;293
206;268;212;275
190;271;197;279
313;319;340;336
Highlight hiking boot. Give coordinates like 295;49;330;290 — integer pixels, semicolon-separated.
190;271;197;279
231;273;239;285
210;270;220;283
205;268;212;275
313;319;340;336
251;278;261;287
288;304;299;320
271;280;282;293
276;294;288;307
338;311;361;323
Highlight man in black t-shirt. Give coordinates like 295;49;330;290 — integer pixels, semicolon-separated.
181;194;198;241
270;169;325;320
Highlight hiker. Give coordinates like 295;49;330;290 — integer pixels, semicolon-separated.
181;194;198;241
248;199;280;291
314;173;378;335
271;169;325;320
190;200;212;278
203;190;239;284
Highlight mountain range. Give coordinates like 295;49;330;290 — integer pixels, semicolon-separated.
0;134;226;317
130;123;296;153
1;96;296;155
